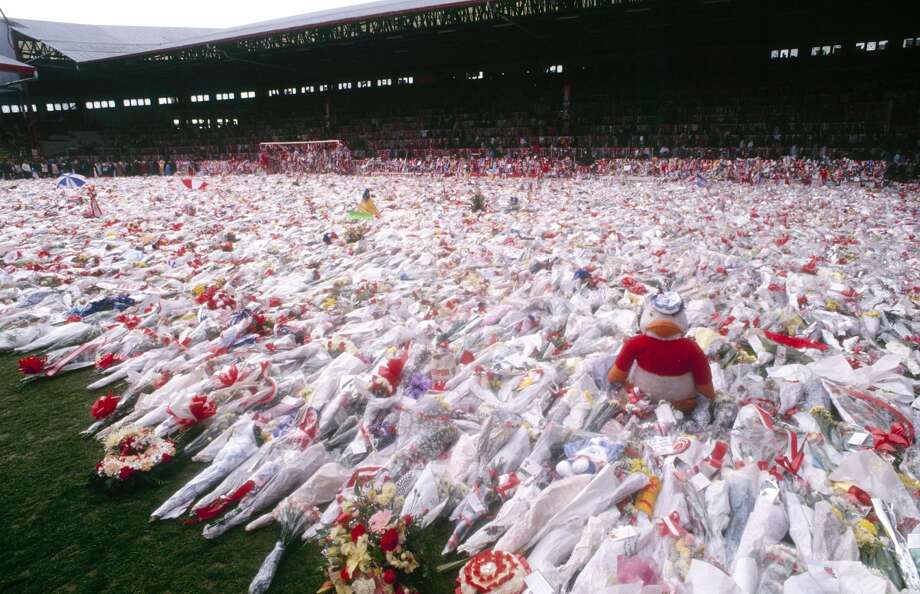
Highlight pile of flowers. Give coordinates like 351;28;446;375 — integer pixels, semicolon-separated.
94;426;175;486
318;481;419;594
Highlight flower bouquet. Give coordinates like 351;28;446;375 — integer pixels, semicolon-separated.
92;426;175;489
317;481;419;594
248;495;321;594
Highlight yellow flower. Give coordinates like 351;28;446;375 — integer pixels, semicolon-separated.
341;534;371;576
378;482;397;506
517;373;535;391
899;473;920;493
322;297;338;310
853;519;879;548
826;299;841;311
191;285;206;297
386;550;418;573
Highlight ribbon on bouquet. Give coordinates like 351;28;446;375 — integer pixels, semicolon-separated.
657;511;688;538
187;479;256;523
774;430;805;475
867;422;911;453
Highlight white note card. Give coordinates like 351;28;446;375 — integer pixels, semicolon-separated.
690;473;711;491
647;436;674;456
847;432;869;447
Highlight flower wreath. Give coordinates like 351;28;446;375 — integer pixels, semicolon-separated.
456;550;530;594
95;427;175;483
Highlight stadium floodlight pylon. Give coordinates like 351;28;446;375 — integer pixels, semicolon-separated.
258;140;354;175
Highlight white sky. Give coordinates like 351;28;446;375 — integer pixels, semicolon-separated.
1;0;373;28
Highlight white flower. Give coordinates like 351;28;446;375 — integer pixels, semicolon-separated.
351;577;376;594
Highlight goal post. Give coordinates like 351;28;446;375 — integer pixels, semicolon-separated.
258;140;354;174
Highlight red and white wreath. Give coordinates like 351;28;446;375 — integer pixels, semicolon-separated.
456;549;530;594
96;427;175;481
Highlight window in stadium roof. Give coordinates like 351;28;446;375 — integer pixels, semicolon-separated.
397;76;414;85
46;103;76;112
377;78;392;87
240;91;256;99
86;100;116;110
268;89;280;97
215;93;235;101
903;37;920;48
357;81;372;89
283;87;297;95
337;82;352;90
810;44;842;56
172;119;181;127
855;40;888;52
190;118;211;129
0;104;33;113
467;71;484;80
300;86;315;94
123;98;152;107
190;94;210;103
770;48;798;59
545;64;564;74
158;97;177;105
319;84;329;92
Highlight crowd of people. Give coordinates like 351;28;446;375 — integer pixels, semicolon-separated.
3;148;913;186
2;82;918;182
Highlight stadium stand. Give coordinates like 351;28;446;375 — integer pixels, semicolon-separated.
0;0;917;180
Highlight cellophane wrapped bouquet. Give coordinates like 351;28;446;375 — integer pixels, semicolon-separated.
317;481;419;594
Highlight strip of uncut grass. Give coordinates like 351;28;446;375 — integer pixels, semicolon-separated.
0;353;457;593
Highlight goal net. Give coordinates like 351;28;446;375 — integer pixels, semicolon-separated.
258;140;354;174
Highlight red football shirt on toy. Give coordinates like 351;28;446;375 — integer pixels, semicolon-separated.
613;335;712;384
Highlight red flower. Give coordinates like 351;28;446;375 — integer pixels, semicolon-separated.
350;523;366;543
459;350;475;365
268;296;282;308
402;515;413;526
380;528;400;552
217;365;239;387
383;569;397;584
118;466;135;480
18;355;46;375
116;314;141;329
95;352;122;370
161;453;172;464
188;395;216;423
395;585;404;594
379;358;406;389
339;567;351;581
336;512;352;525
90;391;120;420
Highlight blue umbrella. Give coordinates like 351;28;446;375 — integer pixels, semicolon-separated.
55;173;87;189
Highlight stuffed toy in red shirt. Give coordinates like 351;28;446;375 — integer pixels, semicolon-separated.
608;292;715;412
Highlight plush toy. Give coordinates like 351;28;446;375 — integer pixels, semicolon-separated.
607;292;715;413
555;436;624;477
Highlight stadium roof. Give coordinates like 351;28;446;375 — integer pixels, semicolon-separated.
7;18;217;62
9;0;480;63
106;0;481;59
0;53;34;75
